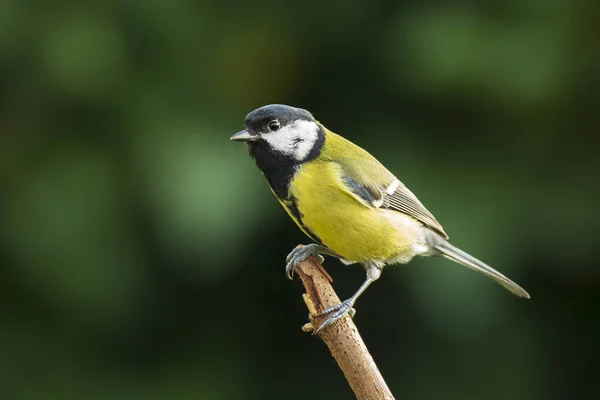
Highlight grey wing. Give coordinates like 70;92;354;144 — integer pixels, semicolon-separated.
382;180;448;239
335;158;448;239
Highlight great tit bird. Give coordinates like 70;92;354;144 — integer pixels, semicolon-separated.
231;104;529;333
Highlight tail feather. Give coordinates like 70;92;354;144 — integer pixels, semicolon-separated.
432;239;530;299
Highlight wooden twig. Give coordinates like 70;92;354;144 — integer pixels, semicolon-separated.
295;255;395;400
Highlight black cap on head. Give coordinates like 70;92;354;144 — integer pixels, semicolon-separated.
245;104;315;133
233;104;324;198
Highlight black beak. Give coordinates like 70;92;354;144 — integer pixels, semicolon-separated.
230;129;255;142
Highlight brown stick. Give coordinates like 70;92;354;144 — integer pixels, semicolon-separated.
295;255;395;400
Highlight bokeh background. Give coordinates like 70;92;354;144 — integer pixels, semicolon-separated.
1;1;599;399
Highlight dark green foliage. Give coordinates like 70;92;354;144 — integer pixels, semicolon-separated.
0;1;598;399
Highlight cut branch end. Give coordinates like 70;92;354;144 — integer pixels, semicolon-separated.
293;255;395;400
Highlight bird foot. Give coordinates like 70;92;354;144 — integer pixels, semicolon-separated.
314;299;356;334
285;244;325;280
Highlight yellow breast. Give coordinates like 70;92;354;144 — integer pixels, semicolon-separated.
288;161;422;263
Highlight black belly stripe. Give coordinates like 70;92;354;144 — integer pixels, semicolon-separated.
283;197;324;245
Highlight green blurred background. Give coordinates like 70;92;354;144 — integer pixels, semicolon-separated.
1;1;599;399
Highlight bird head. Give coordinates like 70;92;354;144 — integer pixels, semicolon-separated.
231;104;324;163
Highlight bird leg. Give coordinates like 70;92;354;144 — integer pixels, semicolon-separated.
314;264;381;334
285;244;340;280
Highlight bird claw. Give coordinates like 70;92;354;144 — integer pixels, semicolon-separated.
314;299;355;334
285;245;325;280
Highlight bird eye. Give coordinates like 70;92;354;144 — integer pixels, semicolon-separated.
268;120;281;132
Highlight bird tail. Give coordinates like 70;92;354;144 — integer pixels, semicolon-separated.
428;235;530;299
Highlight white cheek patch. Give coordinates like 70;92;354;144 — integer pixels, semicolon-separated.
262;120;319;161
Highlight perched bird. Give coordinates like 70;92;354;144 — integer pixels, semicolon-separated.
231;104;530;333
